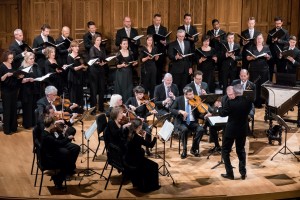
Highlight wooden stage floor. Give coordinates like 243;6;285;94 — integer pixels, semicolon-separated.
0;106;299;199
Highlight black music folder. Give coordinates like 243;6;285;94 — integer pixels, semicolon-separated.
19;43;41;52
185;32;200;38
153;31;172;41
236;33;255;42
200;94;222;104
195;48;213;59
269;28;285;39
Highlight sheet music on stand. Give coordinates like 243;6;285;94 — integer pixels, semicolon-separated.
84;121;97;140
73;107;95;124
158;120;174;141
207;116;228;126
200;94;222;104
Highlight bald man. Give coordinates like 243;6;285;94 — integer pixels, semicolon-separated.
9;29;25;68
56;26;73;66
115;16;140;60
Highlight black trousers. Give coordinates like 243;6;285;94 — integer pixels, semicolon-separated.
21;94;35;129
63;142;80;173
222;136;246;176
141;65;157;98
222;67;237;94
171;72;188;95
155;54;166;85
89;69;105;112
2;89;18;134
178;121;204;151
208;125;222;147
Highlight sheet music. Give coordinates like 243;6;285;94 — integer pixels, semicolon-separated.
85;121;97;140
87;58;98;66
21;66;32;73
208;116;228;126
132;35;144;40
158;120;174;141
33;73;53;81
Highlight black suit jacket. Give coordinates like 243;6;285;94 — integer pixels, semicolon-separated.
219;96;252;138
147;24;168;54
55;36;72;66
266;27;289;58
170;96;201;124
206;29;226;58
9;40;24;69
220;42;242;70
168;40;192;74
186;81;209;96
177;25;199;51
240;29;260;48
32;35;55;74
277;46;300;73
154;83;179;111
125;97;149;119
83;31;102;52
115;27;140;58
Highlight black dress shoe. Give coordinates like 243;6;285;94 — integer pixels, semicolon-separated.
190;149;200;157
181;151;187;159
241;174;247;180
221;173;234;180
294;151;300;155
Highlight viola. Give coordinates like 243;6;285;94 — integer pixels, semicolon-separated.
135;94;157;113
52;96;71;108
188;95;209;114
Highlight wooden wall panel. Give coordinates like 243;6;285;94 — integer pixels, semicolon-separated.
0;0;19;50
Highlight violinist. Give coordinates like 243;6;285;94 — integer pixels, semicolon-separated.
170;86;205;159
125;86;157;156
106;94;123;118
186;70;209;96
41;116;80;189
124;118;160;192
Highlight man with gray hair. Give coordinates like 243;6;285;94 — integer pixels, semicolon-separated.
154;73;179;116
218;84;252;180
170;86;205;159
9;29;25;68
168;29;193;95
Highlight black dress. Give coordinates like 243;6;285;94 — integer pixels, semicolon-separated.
196;48;217;93
0;63;21;134
124;133;159;192
247;45;272;107
44;60;65;95
114;51;134;102
140;46;157;98
66;54;84;107
89;46;106;112
19;64;42;128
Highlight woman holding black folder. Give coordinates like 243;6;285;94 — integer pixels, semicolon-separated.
140;35;159;98
115;38;138;102
19;52;42;128
246;33;271;108
0;50;23;134
196;35;217;93
44;47;65;95
89;33;106;114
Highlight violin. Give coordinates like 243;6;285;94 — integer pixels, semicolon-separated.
134;94;157;113
52;96;71;108
188;95;209;114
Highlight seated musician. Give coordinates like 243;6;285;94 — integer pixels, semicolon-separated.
105;94;123;118
106;106;131;149
41;116;79;189
124;118;160;192
36;86;82;125
170;86;205;159
186;70;209;96
154;73;179;116
204;97;223;153
125;86;157;156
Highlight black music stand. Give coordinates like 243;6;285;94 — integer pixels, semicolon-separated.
149;113;171;158
271;114;300;161
75;107;95;154
158;120;175;184
200;94;222;105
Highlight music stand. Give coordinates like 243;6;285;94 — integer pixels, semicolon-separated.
75;107;95;154
149;113;171;158
271;114;300;161
158;120;175;184
200;94;222;105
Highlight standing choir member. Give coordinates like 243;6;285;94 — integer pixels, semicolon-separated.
0;51;23;134
89;33;107;114
67;41;87;107
44;47;64;95
32;24;55;75
247;33;271;108
178;13;199;52
56;26;72;66
147;14;168;84
239;17;261;69
9;29;25;69
19;52;42;129
168;29;193;95
114;38;138;102
140;35;159;98
196;35;217;93
115;17;140;60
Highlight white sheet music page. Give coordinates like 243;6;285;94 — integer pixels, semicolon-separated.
158;120;174;141
85;121;97;140
208;116;228;126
